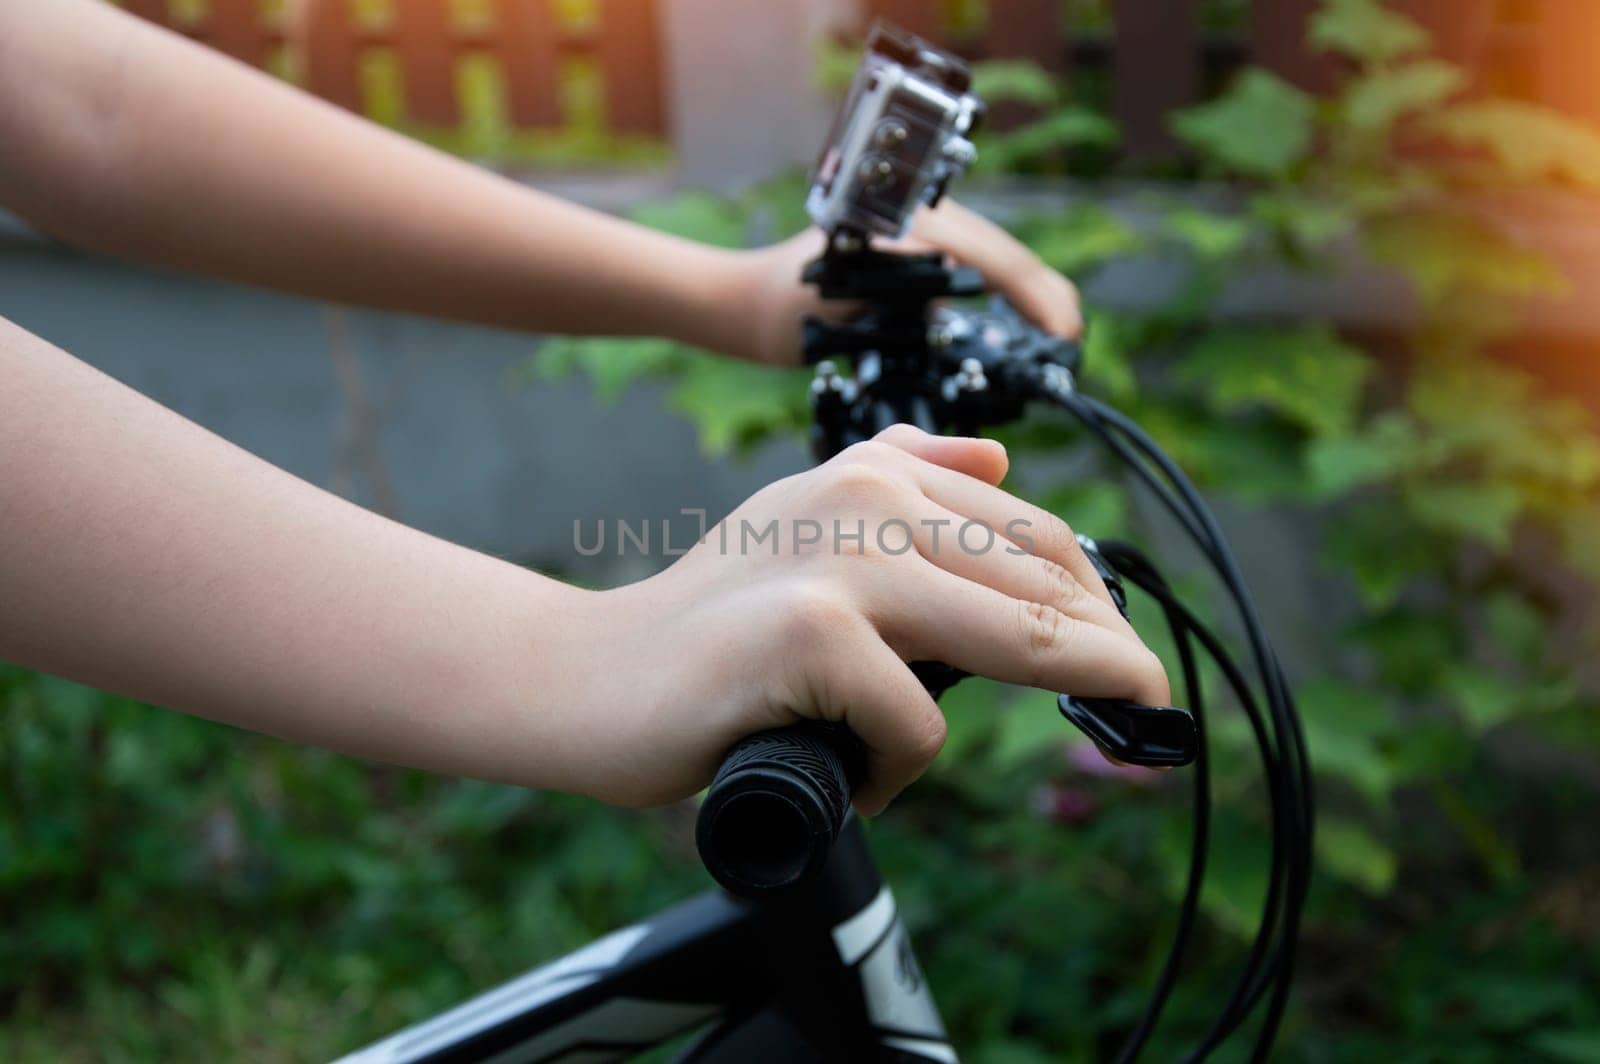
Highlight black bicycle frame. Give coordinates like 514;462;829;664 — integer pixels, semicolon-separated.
337;821;954;1063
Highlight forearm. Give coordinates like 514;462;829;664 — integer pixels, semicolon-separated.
0;0;747;354
0;315;602;790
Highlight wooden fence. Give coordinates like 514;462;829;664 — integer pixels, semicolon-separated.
122;0;665;137
120;0;1600;161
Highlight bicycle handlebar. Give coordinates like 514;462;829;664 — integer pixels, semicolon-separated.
694;722;864;898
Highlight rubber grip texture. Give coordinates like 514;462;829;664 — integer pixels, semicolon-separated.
695;723;863;898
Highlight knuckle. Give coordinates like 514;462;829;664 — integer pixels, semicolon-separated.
907;709;948;765
872;423;923;448
1038;514;1077;563
817;461;904;510
1020;600;1075;662
839;438;897;467
1038;557;1082;610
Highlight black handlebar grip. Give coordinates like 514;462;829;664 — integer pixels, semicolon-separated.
695;723;865;898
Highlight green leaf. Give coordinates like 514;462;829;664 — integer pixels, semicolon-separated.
1177;325;1373;437
1192;808;1272;938
1558;503;1600;583
1453;975;1585;1033
1529;1029;1600;1064
1323;504;1442;609
1171;69;1314;179
1080;312;1140;402
1382;718;1475;779
1440;662;1525;733
532;336;690;400
1316;817;1398;894
666;360;809;454
1304;413;1418;499
1251;190;1358;252
931;678;1006;770
633;191;748;246
1343;60;1465;133
990;688;1072;768
1367;210;1568;311
980;107;1119;172
1343;609;1460;696
1402;479;1522;549
1310;0;1430;65
1483;591;1546;669
1428;100;1600;193
1298;679;1398;808
1137;405;1311;501
813;37;861;95
971;59;1059;108
1018;205;1144;276
1163;207;1253;262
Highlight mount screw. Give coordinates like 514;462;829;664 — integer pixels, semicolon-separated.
956;357;988;393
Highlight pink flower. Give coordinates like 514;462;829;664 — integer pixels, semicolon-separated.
1031;783;1101;825
1067;742;1165;785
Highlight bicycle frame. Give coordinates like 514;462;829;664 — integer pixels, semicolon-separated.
337;821;955;1063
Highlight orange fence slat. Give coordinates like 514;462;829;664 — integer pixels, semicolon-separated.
1535;0;1600;128
985;0;1066;72
864;0;941;42
496;0;563;128
596;0;665;136
122;0;169;22
1112;0;1201;160
1395;0;1494;75
1250;0;1336;93
392;0;461;125
295;0;364;113
205;0;273;67
984;0;1067;129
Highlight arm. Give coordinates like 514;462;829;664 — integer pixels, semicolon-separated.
0;0;1080;366
0;0;748;357
0;315;1164;812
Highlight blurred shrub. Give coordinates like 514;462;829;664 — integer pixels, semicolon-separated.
0;667;706;1060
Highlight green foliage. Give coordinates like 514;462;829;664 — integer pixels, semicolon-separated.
1428;100;1600;193
1177;325;1372;437
1170;70;1315;179
975;107;1120;173
0;666;706;1060
970;59;1060;108
1341;60;1463;132
1309;0;1430;64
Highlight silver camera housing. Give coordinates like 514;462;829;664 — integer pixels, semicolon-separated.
807;23;982;241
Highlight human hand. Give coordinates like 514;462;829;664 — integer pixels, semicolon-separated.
725;198;1082;367
562;425;1168;815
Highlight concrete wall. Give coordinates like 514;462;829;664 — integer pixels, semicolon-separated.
663;0;857;191
0;214;806;587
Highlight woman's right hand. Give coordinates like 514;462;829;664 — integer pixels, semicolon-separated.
557;424;1170;816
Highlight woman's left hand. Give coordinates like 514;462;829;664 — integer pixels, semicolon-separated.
728;197;1083;367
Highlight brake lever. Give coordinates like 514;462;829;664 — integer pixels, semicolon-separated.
905;537;1197;768
1070;536;1198;768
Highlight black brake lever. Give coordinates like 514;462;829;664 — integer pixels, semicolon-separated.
906;538;1198;768
1058;695;1197;767
1066;537;1199;768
